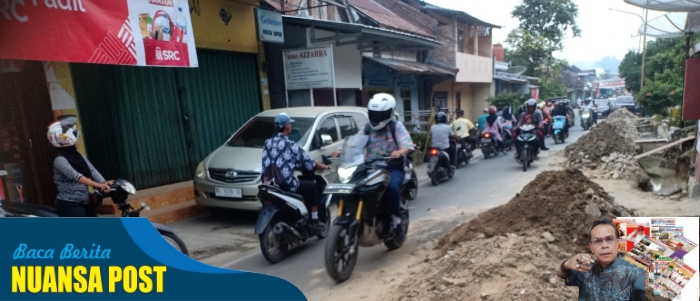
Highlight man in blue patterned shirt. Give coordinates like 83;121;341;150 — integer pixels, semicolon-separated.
262;113;330;231
557;218;647;300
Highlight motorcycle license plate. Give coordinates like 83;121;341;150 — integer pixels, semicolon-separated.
215;187;242;198
481;138;491;143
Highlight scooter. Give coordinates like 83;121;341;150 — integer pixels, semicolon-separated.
0;178;189;255
515;124;538;172
580;108;593;131
552;115;569;144
502;126;513;151
254;156;333;264
323;134;410;283
427;144;454;186
479;132;498;159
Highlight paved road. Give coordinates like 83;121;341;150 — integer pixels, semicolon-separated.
170;119;589;297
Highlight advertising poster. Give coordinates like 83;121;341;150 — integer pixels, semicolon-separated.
0;0;198;67
282;46;335;90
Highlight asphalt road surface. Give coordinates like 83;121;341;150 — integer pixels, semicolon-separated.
206;120;590;296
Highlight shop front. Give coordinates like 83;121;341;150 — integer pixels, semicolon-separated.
0;0;268;222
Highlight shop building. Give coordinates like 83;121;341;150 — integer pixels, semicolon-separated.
0;0;269;223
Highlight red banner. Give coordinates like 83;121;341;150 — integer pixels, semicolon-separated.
0;0;197;67
682;58;700;120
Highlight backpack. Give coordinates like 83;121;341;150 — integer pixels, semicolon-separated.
261;142;292;191
364;120;406;169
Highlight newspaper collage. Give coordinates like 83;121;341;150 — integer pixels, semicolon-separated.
613;218;698;299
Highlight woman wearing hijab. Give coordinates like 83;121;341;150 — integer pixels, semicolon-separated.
499;105;516;128
483;106;506;154
47;116;112;217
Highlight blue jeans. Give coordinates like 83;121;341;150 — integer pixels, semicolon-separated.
382;166;405;217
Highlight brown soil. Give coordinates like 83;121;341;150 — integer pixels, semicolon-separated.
565;121;636;162
388;169;649;301
435;169;629;255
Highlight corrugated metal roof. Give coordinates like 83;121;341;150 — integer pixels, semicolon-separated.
365;57;457;76
283;15;442;45
421;3;502;29
348;0;436;39
494;71;528;83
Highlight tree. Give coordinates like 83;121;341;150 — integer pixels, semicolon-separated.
504;0;580;98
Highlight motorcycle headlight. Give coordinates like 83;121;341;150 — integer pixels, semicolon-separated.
338;166;357;184
195;162;205;179
582;113;590;118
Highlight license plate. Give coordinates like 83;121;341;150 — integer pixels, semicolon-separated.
481;138;491;143
215;187;242;198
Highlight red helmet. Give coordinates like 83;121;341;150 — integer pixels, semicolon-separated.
488;105;497;114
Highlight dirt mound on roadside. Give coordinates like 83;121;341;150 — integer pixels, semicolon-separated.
565;121;636;163
387;169;662;301
435;169;632;255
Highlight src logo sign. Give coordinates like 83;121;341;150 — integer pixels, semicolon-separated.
155;47;180;61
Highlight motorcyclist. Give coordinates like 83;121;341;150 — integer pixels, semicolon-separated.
47;116;113;217
477;108;489;132
514;99;545;160
262;112;331;232
551;101;570;137
483;106;506;154
543;101;554;116
450;110;477;158
432;111;460;168
357;93;415;240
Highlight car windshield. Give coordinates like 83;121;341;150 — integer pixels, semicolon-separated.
227;116;315;147
339;134;368;168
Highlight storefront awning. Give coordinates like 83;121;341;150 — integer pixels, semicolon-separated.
283;16;442;52
494;72;528;83
364;57;457;76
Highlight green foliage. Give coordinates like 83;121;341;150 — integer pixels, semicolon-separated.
619;35;700;116
488;92;528;109
409;132;429;151
504;0;579;94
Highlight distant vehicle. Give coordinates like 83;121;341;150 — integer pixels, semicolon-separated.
614;96;641;115
595;98;612;119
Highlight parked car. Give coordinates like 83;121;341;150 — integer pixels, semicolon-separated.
194;107;370;213
614;96;641;115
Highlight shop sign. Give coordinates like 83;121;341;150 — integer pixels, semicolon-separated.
0;0;198;67
283;46;334;90
255;8;283;44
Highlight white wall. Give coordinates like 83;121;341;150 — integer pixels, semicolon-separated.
456;52;493;83
309;28;362;89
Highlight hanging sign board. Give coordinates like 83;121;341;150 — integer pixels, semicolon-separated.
255;8;284;44
0;0;198;67
282;46;334;90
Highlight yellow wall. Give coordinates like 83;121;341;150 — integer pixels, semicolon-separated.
190;0;270;110
45;62;87;156
432;81;475;121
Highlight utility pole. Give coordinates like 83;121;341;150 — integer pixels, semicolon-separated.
640;8;648;90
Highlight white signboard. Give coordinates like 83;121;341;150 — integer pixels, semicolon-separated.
282;46;335;90
256;8;284;44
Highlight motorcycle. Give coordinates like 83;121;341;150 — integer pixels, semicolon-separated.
515;124;538;172
502;126;513;151
552;115;569;144
254;157;333;264
322;134;410;283
427;142;455;186
0;178;189;255
479;132;498;159
452;138;471;168
580;108;593;131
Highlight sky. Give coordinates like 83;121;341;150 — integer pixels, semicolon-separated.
424;0;667;65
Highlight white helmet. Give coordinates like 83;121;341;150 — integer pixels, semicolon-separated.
47;116;80;148
367;93;396;130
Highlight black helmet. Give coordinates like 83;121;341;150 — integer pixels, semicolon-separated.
456;109;464;116
436;112;447;124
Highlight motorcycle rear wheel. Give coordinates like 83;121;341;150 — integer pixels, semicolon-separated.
259;220;289;264
325;224;359;283
159;231;189;256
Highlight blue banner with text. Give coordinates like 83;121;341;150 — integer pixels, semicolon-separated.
0;218;306;301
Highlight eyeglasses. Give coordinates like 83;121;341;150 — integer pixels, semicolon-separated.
591;235;618;245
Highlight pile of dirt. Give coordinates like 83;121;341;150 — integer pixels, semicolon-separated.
564;121;636;163
388;169;652;301
588;152;652;189
435;169;632;255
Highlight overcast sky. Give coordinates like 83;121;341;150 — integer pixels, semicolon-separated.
424;0;667;64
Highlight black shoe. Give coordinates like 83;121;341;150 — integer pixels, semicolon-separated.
541;147;550;151
309;219;325;233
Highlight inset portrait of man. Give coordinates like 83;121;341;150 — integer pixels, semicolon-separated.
557;218;647;300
